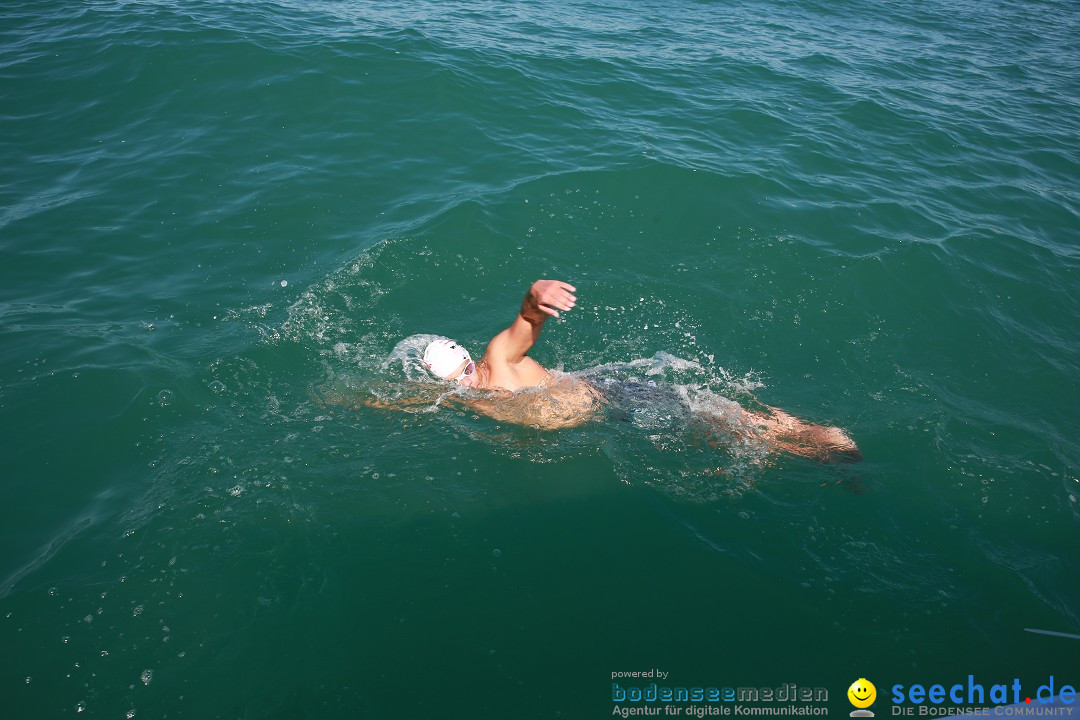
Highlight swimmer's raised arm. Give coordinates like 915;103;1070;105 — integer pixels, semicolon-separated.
484;280;576;365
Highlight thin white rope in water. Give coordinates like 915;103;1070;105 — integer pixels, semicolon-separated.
1023;627;1080;640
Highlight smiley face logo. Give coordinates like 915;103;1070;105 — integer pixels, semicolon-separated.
848;678;877;709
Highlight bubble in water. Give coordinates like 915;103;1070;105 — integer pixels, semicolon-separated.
492;549;502;557
157;389;174;407
76;701;86;713
140;669;153;686
280;280;288;287
209;380;226;394
132;605;144;617
127;710;136;719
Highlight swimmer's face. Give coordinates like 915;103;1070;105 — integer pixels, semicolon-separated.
446;358;477;387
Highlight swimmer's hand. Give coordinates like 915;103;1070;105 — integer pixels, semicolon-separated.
356;387;460;412
488;279;577;367
526;279;577;320
357;395;408;411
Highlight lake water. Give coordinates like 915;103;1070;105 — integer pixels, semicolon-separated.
2;0;1078;717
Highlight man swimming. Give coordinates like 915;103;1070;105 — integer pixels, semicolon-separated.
410;279;860;461
417;279;603;429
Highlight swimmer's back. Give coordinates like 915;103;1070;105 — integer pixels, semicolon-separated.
464;373;601;429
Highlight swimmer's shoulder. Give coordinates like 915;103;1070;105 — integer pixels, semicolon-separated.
480;355;550;392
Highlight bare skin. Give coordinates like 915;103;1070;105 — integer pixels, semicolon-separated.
440;280;602;429
369;279;860;461
454;279;580;391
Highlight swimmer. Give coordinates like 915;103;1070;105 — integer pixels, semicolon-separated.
373;279;860;461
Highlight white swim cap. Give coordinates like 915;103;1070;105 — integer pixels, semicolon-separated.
422;338;472;379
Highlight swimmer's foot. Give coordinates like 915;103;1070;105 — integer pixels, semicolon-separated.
779;439;862;463
816;443;863;464
757;409;861;463
804;425;862;463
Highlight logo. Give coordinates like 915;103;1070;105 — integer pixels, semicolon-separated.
848;678;877;717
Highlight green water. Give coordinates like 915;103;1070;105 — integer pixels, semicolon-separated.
2;0;1079;717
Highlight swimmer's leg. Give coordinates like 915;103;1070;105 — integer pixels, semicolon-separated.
748;406;862;463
